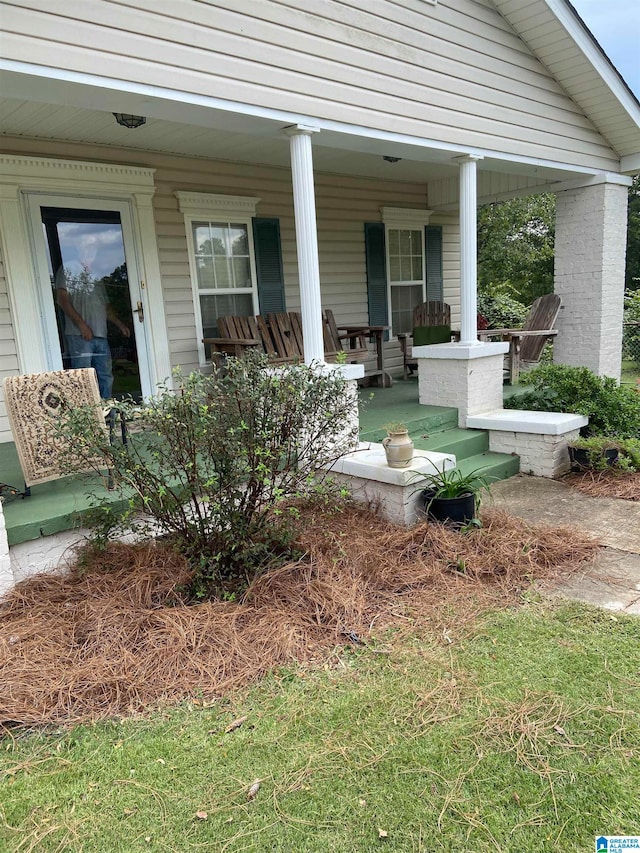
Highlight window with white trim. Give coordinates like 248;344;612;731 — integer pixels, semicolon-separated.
177;192;261;365
381;207;433;336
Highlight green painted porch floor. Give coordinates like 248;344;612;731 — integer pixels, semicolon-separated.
1;380;521;547
0;444;120;547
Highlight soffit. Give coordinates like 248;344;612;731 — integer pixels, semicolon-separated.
0;95;573;186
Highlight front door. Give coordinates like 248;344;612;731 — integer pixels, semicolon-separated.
27;195;152;400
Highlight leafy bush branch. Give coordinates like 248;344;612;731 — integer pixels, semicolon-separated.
59;352;358;597
504;363;640;439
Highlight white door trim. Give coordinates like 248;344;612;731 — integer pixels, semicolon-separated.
0;155;171;393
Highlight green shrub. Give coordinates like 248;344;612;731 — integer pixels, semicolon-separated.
568;436;640;472
477;292;528;329
60;352;358;598
504;363;640;439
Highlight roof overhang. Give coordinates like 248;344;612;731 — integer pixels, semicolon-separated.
493;0;640;172
0;60;614;189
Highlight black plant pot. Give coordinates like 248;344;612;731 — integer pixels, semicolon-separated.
421;490;476;525
569;446;619;471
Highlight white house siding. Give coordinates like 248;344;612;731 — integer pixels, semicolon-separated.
1;0;619;171
493;0;640;159
0;138;452;441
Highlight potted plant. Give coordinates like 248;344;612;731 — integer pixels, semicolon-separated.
567;436;620;471
382;422;414;469
419;465;490;525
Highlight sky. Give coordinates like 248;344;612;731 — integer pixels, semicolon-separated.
570;0;640;98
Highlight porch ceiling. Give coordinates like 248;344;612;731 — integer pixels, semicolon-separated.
0;69;582;188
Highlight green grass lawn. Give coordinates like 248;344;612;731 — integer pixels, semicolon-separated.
621;359;640;388
1;599;638;853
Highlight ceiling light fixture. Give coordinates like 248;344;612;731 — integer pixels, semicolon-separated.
382;155;401;163
113;113;146;129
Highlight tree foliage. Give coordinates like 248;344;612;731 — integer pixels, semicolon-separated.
627;174;640;291
478;193;556;306
478;178;639;306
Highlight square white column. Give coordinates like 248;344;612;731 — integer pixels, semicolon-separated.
554;179;630;379
414;341;508;427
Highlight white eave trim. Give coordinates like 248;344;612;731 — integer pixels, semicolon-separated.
545;0;640;124
621;153;640;176
175;191;260;217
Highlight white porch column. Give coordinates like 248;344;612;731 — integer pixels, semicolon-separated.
285;124;324;364
554;176;630;379
457;155;483;345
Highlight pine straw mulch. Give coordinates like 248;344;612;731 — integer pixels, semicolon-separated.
565;469;640;501
0;506;600;728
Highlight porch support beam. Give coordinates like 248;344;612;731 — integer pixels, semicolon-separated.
456;155;483;345
285;124;324;364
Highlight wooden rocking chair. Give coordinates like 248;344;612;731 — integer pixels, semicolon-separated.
478;293;562;384
398;302;458;380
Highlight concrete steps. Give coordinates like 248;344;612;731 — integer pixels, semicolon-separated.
359;405;520;487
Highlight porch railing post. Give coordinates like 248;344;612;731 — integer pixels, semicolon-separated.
456;155;483;345
285;124;325;364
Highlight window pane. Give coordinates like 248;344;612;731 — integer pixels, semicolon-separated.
230;225;249;256
194;221;253;289
389;255;401;282
193;223;212;254
388;228;423;284
400;257;413;281
391;284;423;335
232;256;251;288
214;256;232;289
400;230;413;254
196;257;215;290
200;292;254;338
209;226;227;256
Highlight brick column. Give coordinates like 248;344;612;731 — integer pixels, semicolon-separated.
414;341;508;427
554;179;630;379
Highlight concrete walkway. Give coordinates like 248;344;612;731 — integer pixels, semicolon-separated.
490;475;640;615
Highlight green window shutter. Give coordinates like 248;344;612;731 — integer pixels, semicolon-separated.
365;222;388;339
252;217;286;314
425;225;443;303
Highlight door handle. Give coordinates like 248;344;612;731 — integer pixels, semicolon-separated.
135;301;144;323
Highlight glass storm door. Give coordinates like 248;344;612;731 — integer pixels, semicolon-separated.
28;196;151;400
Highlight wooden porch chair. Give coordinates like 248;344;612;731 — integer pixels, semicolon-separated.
478;293;561;384
398;302;456;380
323;309;391;386
204;310;391;385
